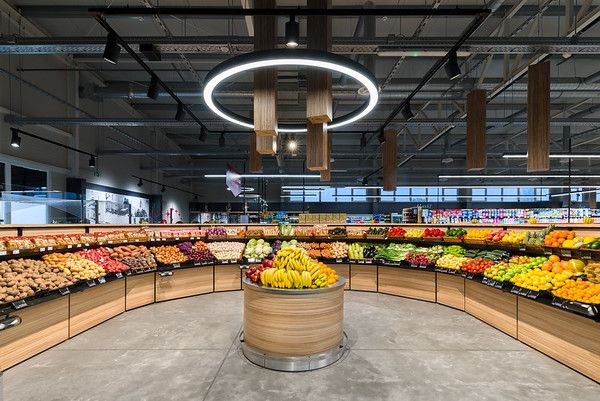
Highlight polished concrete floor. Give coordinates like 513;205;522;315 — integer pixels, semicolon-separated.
2;291;599;401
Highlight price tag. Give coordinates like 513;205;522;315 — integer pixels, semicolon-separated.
97;277;106;284
561;249;572;258
510;286;520;295
98;242;104;245
125;271;132;276
581;251;592;260
519;245;527;252
336;258;343;263
123;240;128;243
551;297;565;307
0;251;6;256
86;280;96;287
115;272;123;279
175;237;180;240
173;263;181;268
466;273;475;279
84;243;90;247
59;287;70;295
12;299;27;309
448;269;456;275
494;281;504;289
519;288;529;296
419;264;427;270
134;239;140;243
12;250;20;255
527;290;539;299
77;244;82;248
543;247;553;255
39;247;46;252
108;241;113;244
358;260;365;264
47;246;53;251
67;244;73;249
410;263;418;268
193;262;201;266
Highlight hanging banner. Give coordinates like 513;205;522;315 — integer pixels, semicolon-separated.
226;166;242;197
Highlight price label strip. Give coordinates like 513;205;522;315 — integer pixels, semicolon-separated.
12;299;27;310
59;287;70;295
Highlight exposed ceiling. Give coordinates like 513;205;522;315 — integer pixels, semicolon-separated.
2;0;600;189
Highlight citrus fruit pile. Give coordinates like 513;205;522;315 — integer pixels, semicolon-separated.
552;278;600;304
541;255;585;273
510;268;573;291
543;230;575;247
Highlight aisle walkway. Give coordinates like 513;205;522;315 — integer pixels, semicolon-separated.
2;291;598;401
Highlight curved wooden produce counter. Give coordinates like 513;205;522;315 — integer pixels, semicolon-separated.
1;266;598;382
242;277;345;371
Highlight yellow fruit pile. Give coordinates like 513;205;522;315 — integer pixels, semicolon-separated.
42;253;105;280
552;278;600;304
261;248;338;289
464;229;491;240
435;254;469;270
404;228;424;238
501;231;526;245
510;268;572;291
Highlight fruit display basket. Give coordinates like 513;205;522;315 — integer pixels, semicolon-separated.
241;276;346;371
443;237;463;244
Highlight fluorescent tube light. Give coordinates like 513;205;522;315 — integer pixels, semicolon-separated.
205;174;320;179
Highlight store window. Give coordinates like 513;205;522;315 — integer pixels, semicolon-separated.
321;187;336;202
0;162;5;192
11;165;47;191
380;189;395;202
352;188;366;202
411;187;426;202
570;188;583;203
472;188;486;202
443;188;457;202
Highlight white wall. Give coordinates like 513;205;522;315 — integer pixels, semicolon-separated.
0;50;191;222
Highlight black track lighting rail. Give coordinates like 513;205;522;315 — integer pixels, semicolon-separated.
131;175;202;197
378;12;489;131
89;7;491;17
94;16;210;134
10;127;96;158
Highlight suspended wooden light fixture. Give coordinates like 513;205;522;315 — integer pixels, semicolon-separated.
466;89;487;170
527;62;550;172
253;0;277;155
306;0;332;172
248;132;262;173
383;129;397;191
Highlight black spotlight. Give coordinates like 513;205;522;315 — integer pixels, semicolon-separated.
89;156;96;168
10;129;21;148
285;15;299;48
147;76;159;100
401;101;414;120
102;32;120;65
161;185;166;193
137;178;143;187
199;126;208;142
175;103;185;121
360;133;367;149
444;50;461;80
361;177;368;186
219;132;225;147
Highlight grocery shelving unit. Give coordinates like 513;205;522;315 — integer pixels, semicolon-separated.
0;223;599;382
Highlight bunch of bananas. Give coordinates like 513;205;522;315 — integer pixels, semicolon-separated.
260;248;337;289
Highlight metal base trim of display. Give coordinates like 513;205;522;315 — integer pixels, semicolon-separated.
239;331;348;372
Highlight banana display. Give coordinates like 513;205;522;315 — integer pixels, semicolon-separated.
260;248;339;289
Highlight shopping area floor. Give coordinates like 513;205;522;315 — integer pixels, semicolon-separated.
2;291;598;401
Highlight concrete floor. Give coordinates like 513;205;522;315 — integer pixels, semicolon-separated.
2;291;599;401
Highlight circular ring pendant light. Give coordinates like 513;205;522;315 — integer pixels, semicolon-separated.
203;49;379;133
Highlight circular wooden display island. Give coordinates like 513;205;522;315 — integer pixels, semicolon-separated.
241;276;346;371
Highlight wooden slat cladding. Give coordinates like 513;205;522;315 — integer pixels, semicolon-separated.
253;0;278;138
383;129;397;191
306;0;332;124
527;62;550;172
466;89;487;171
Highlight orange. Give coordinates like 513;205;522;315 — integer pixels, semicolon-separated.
548;255;560;263
552;266;563;273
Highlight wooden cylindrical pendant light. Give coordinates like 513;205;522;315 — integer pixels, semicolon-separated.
307;0;332;172
253;0;277;154
248;132;262;173
527;62;550;172
306;0;332;124
320;133;331;182
383;129;397;191
307;122;328;171
466;89;487;171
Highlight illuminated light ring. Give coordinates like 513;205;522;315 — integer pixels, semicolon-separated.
203;49;379;133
